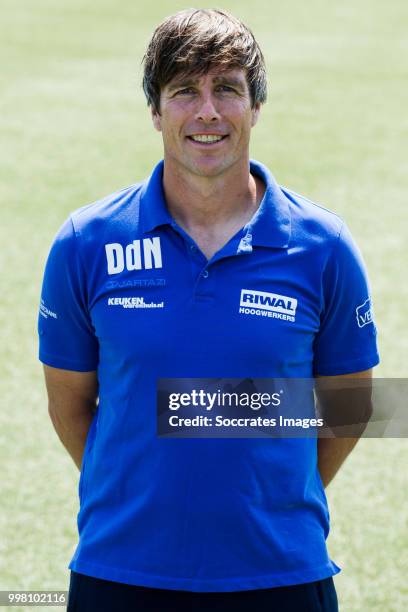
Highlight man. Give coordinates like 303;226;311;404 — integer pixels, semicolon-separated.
38;9;379;611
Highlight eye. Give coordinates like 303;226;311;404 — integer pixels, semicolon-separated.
175;87;195;96
217;85;236;93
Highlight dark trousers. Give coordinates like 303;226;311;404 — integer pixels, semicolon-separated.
67;571;339;611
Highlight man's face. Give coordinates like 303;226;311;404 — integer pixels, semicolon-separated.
151;67;261;178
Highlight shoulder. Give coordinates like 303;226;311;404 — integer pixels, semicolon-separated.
281;186;345;248
46;181;145;270
281;187;368;284
68;181;144;243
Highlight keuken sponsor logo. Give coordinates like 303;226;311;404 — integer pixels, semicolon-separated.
239;289;297;322
107;296;164;309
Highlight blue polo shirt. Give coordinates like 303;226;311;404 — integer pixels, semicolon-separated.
38;160;379;592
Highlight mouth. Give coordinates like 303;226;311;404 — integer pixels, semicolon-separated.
186;134;228;146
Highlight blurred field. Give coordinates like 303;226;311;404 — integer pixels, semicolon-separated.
0;1;407;610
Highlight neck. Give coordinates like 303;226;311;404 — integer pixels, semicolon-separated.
162;158;265;232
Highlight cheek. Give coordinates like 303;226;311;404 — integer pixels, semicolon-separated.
161;123;184;152
161;111;187;137
162;101;191;122
226;103;254;130
234;115;255;138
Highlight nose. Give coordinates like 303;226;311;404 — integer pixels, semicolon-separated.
195;93;221;123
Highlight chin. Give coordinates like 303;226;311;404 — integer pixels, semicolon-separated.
189;158;231;178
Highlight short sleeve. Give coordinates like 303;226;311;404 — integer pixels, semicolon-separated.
38;217;99;371
313;222;380;376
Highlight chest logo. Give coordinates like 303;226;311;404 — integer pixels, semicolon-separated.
107;296;164;309
239;289;298;322
105;237;162;275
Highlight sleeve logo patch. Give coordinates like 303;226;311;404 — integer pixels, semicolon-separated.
39;299;58;320
356;297;373;328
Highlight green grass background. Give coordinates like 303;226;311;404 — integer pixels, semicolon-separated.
0;1;407;610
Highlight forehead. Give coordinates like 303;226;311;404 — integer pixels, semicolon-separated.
164;67;248;91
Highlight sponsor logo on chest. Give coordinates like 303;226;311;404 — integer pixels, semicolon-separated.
239;289;298;322
105;237;162;275
107;296;164;309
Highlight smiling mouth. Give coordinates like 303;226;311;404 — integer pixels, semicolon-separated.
187;135;228;145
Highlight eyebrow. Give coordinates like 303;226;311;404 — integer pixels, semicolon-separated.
166;75;246;94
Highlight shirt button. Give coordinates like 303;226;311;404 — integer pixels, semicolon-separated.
202;270;209;278
190;244;196;252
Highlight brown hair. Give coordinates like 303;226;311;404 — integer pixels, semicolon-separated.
142;8;267;113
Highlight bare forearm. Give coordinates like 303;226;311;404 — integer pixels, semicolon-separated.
48;407;95;471
317;436;359;488
44;366;98;471
316;368;373;488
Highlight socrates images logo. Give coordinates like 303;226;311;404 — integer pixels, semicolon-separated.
239;289;298;322
356;297;374;328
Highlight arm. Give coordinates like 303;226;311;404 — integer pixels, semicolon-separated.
316;368;373;488
44;365;98;471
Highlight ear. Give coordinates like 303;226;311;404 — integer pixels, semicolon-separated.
251;102;261;128
151;106;162;132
